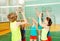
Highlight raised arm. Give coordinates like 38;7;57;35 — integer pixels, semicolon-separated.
46;10;50;18
32;18;38;25
32;18;38;30
20;10;27;24
35;7;45;27
17;8;27;25
38;13;46;27
35;7;41;17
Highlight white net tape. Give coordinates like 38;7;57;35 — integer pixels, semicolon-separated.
0;2;60;8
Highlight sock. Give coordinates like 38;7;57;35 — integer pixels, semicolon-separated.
38;35;41;41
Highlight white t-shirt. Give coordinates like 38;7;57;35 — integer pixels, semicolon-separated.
44;26;50;31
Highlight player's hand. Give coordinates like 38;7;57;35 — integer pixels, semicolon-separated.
18;7;23;13
46;9;49;14
39;13;42;17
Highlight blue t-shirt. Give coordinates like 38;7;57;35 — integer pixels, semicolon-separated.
38;17;42;30
30;25;37;36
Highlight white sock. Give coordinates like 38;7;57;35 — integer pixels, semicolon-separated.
38;35;41;41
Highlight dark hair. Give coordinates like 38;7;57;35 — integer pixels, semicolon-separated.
41;13;43;22
46;17;52;26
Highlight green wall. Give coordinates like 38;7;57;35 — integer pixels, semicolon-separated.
25;0;60;24
25;0;60;5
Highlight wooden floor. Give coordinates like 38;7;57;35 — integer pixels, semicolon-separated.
50;24;60;31
0;29;10;35
0;22;10;35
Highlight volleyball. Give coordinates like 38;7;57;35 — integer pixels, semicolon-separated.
18;0;24;5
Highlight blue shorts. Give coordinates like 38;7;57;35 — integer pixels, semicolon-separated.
38;24;42;30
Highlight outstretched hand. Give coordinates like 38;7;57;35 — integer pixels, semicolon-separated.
19;7;23;13
46;9;50;17
16;7;23;14
32;18;38;24
46;9;49;14
35;7;42;17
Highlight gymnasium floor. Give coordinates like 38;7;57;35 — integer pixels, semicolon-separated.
0;31;60;41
